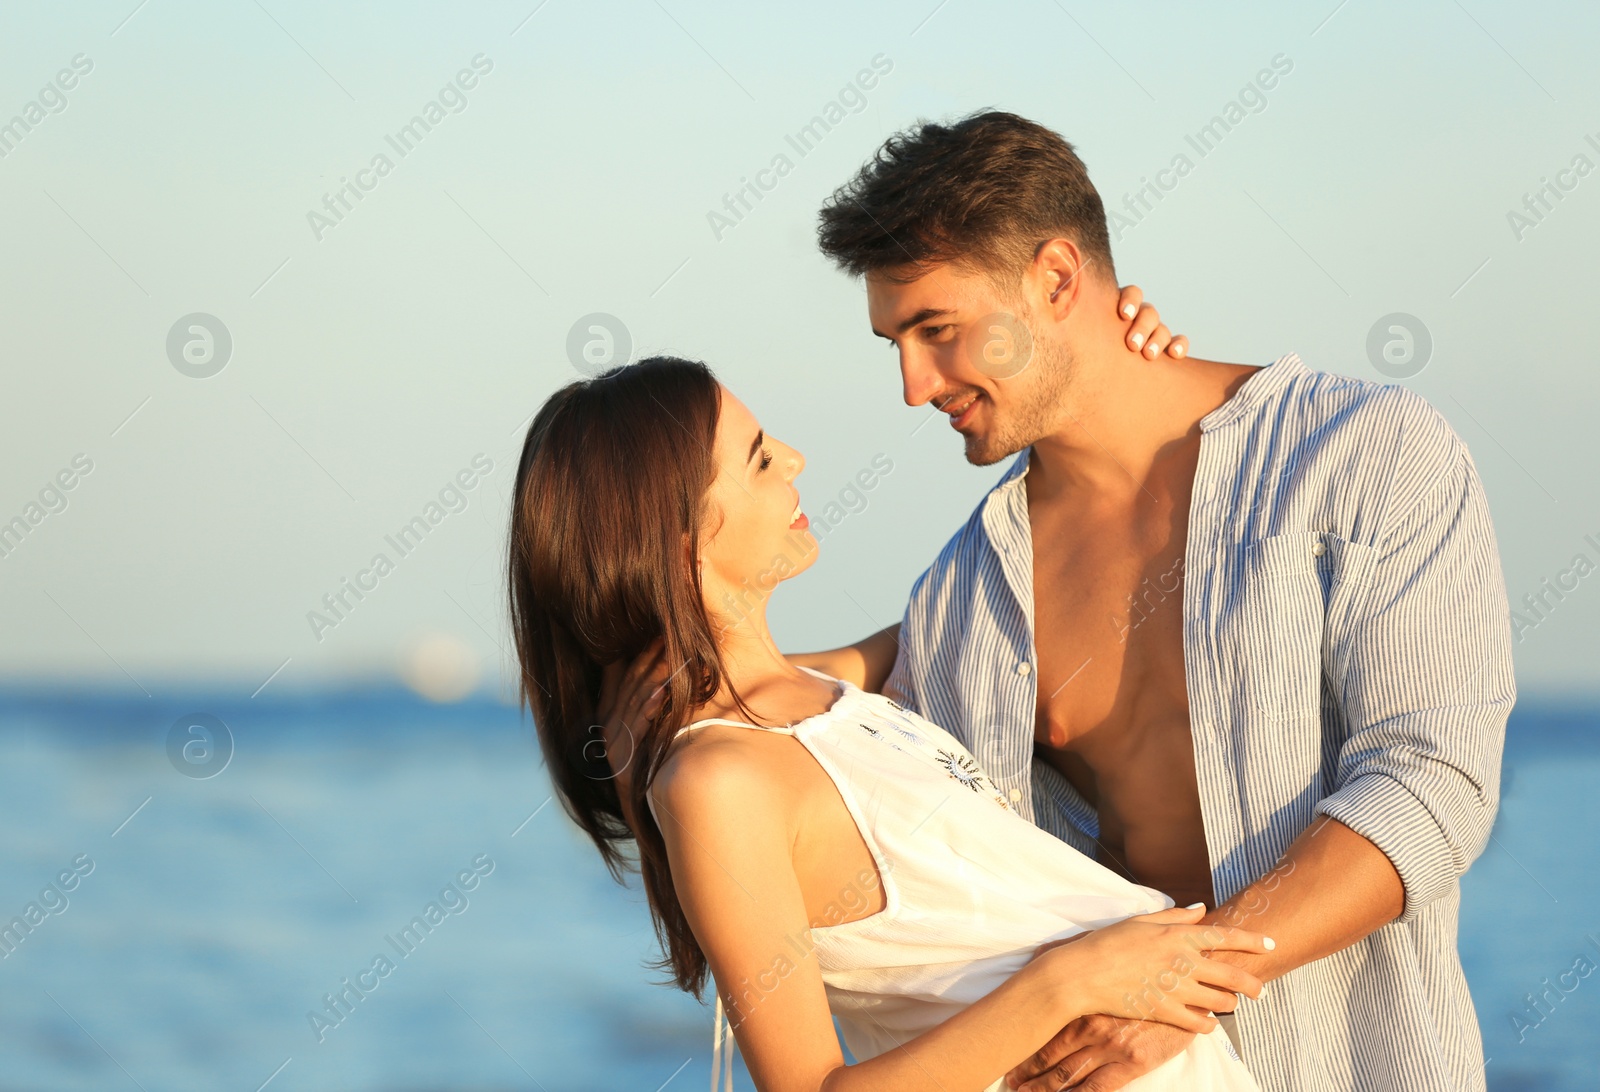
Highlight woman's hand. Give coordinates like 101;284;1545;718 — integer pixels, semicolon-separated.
1116;284;1188;361
1035;905;1270;1035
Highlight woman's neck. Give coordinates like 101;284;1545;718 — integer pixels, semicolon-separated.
701;602;820;722
713;607;791;686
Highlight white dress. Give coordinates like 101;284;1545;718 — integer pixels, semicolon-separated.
659;667;1261;1092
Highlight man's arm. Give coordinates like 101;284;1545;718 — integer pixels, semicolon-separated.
1009;412;1515;1091
1310;437;1514;921
1006;817;1401;1092
1200;816;1401;974
1203;434;1513;975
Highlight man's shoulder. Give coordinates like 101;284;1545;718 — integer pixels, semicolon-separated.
1261;362;1468;476
1237;362;1480;539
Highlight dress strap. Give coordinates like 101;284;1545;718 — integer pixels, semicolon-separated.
674;667;850;738
674;717;796;738
710;992;734;1091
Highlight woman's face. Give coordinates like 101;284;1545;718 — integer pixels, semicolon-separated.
697;386;817;625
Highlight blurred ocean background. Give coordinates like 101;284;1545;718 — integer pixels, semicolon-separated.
0;690;1594;1091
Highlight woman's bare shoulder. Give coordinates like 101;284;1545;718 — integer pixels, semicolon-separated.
648;724;796;831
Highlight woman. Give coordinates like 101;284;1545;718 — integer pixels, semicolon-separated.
507;289;1270;1092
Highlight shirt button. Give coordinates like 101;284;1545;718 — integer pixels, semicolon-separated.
1009;788;1023;803
1016;662;1032;676
1311;540;1327;557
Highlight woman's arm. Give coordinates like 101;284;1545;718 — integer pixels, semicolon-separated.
650;741;1269;1092
785;624;900;692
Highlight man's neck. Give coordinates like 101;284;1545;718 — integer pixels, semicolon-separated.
1025;347;1257;504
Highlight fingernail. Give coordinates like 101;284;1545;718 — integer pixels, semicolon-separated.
1264;936;1276;950
1172;343;1185;357
1185;902;1206;910
1130;333;1144;348
1146;343;1158;357
1122;304;1136;318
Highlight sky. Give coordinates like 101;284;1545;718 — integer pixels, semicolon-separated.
0;0;1596;699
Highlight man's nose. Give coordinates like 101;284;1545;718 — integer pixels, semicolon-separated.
899;348;943;408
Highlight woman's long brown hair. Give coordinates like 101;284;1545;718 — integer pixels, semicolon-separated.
507;355;740;997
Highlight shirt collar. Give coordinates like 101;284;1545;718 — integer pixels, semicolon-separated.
979;351;1305;506
992;448;1032;492
1198;351;1305;432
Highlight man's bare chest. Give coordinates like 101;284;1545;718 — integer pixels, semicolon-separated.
1025;496;1193;754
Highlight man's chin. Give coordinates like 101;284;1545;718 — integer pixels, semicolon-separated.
962;429;1023;467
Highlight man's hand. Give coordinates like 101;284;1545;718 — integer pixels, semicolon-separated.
1115;284;1188;360
1007;1014;1193;1091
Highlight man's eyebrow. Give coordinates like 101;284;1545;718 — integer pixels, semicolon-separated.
747;429;764;463
871;307;956;340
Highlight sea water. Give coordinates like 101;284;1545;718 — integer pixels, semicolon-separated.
0;691;1592;1091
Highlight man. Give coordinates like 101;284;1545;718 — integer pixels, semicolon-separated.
813;111;1513;1091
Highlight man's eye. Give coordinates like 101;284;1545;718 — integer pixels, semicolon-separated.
922;324;951;340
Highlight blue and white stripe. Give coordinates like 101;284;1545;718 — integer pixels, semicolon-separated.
884;352;1515;1092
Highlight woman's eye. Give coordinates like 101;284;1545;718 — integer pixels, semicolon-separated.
758;448;773;471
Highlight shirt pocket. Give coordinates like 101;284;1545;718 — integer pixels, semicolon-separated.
1239;531;1372;720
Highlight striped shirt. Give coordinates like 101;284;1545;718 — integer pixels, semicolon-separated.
883;352;1514;1092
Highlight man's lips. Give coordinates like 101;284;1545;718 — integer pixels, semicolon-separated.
941;392;981;430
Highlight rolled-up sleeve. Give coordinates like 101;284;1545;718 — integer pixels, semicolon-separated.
1315;441;1515;924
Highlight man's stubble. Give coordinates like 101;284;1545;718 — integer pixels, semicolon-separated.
966;305;1076;467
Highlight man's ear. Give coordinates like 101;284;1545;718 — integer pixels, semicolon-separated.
1034;237;1091;314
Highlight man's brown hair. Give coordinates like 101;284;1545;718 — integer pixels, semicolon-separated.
816;110;1116;290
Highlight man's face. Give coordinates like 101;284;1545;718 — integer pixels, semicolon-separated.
866;261;1072;466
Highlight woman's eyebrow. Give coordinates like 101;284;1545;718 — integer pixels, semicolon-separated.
746;429;764;463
